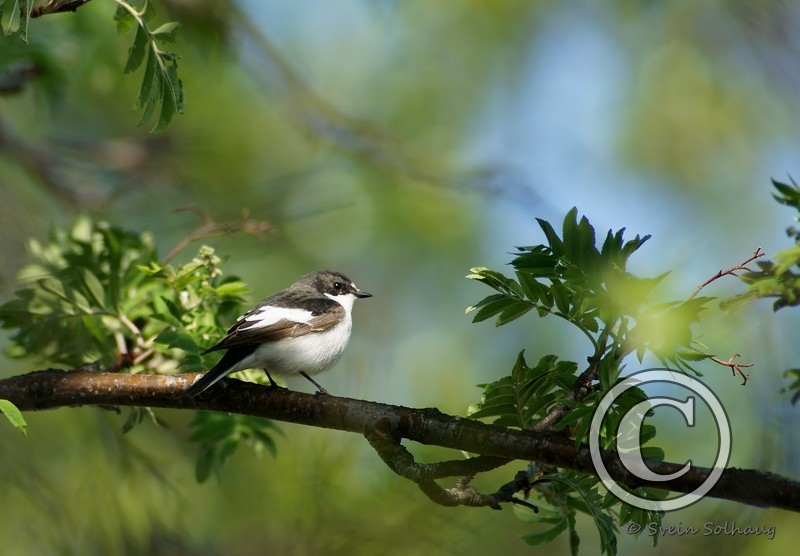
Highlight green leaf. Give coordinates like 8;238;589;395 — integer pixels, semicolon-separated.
142;0;156;22
151;21;180;41
124;24;149;73
137;55;160;121
114;3;134;32
153;60;183;132
134;49;158;109
469;296;519;324
550;280;571;314
521;518;568;546
780;368;800;405
466;267;523;296
194;444;216;483
80;269;106;309
190;412;283;483
639;446;665;460
562;209;597;268
495;302;533;326
17;0;30;42
771;178;800;209
155;329;201;353
515;271;547;303
112;0;185;131
215;280;249;298
1;0;20;35
469;353;578;429
0;399;27;436
512;252;559;277
675;350;712;362
535;216;564;256
121;406;163;433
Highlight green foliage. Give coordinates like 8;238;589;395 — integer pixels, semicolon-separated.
722;179;800;312
467;208;728;553
468;352;578;430
0;0;183;130
0;398;27;436
720;178;800;404
467;207;712;375
0;215;281;476
782;368;800;405
517;471;621;555
0;0;31;41
0;215;160;366
190;411;283;483
114;0;185;131
466;190;800;550
0;214;249;372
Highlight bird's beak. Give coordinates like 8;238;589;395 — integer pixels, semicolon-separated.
355;289;373;299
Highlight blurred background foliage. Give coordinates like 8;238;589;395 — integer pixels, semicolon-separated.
1;1;800;554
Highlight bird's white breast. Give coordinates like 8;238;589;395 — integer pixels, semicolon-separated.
230;312;354;377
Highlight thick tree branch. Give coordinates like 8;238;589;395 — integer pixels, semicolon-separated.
1;369;799;513
365;423;518;509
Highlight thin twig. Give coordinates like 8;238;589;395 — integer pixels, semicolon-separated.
709;353;753;386
689;248;765;300
162;207;274;263
686;249;764;385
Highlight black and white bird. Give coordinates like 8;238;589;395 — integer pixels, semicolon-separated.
185;269;371;396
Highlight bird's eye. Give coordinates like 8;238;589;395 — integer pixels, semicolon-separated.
333;282;343;290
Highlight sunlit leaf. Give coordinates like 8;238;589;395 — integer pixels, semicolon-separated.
0;399;27;436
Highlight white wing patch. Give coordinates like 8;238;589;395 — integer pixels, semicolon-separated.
240;306;315;330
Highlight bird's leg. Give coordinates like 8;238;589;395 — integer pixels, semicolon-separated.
264;370;283;388
300;372;328;395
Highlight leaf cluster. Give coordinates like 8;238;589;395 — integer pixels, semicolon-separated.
468;351;665;554
468;207;712;377
465;208;724;553
0;215;246;372
520;471;618;556
0;216;286;481
0;0;184;130
722;179;800;312
190;411;283;484
0;215;160;367
114;0;184;131
0;215;280;469
468;352;579;433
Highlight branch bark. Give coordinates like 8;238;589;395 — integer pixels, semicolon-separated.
2;368;799;513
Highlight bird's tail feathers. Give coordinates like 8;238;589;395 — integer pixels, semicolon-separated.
184;368;229;397
184;349;250;397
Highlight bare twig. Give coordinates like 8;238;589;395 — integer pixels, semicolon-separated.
684;249;765;384
689;248;765;300
162;207;274;263
709;353;754;386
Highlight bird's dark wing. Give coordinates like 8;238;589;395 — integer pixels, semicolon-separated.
202;296;345;353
